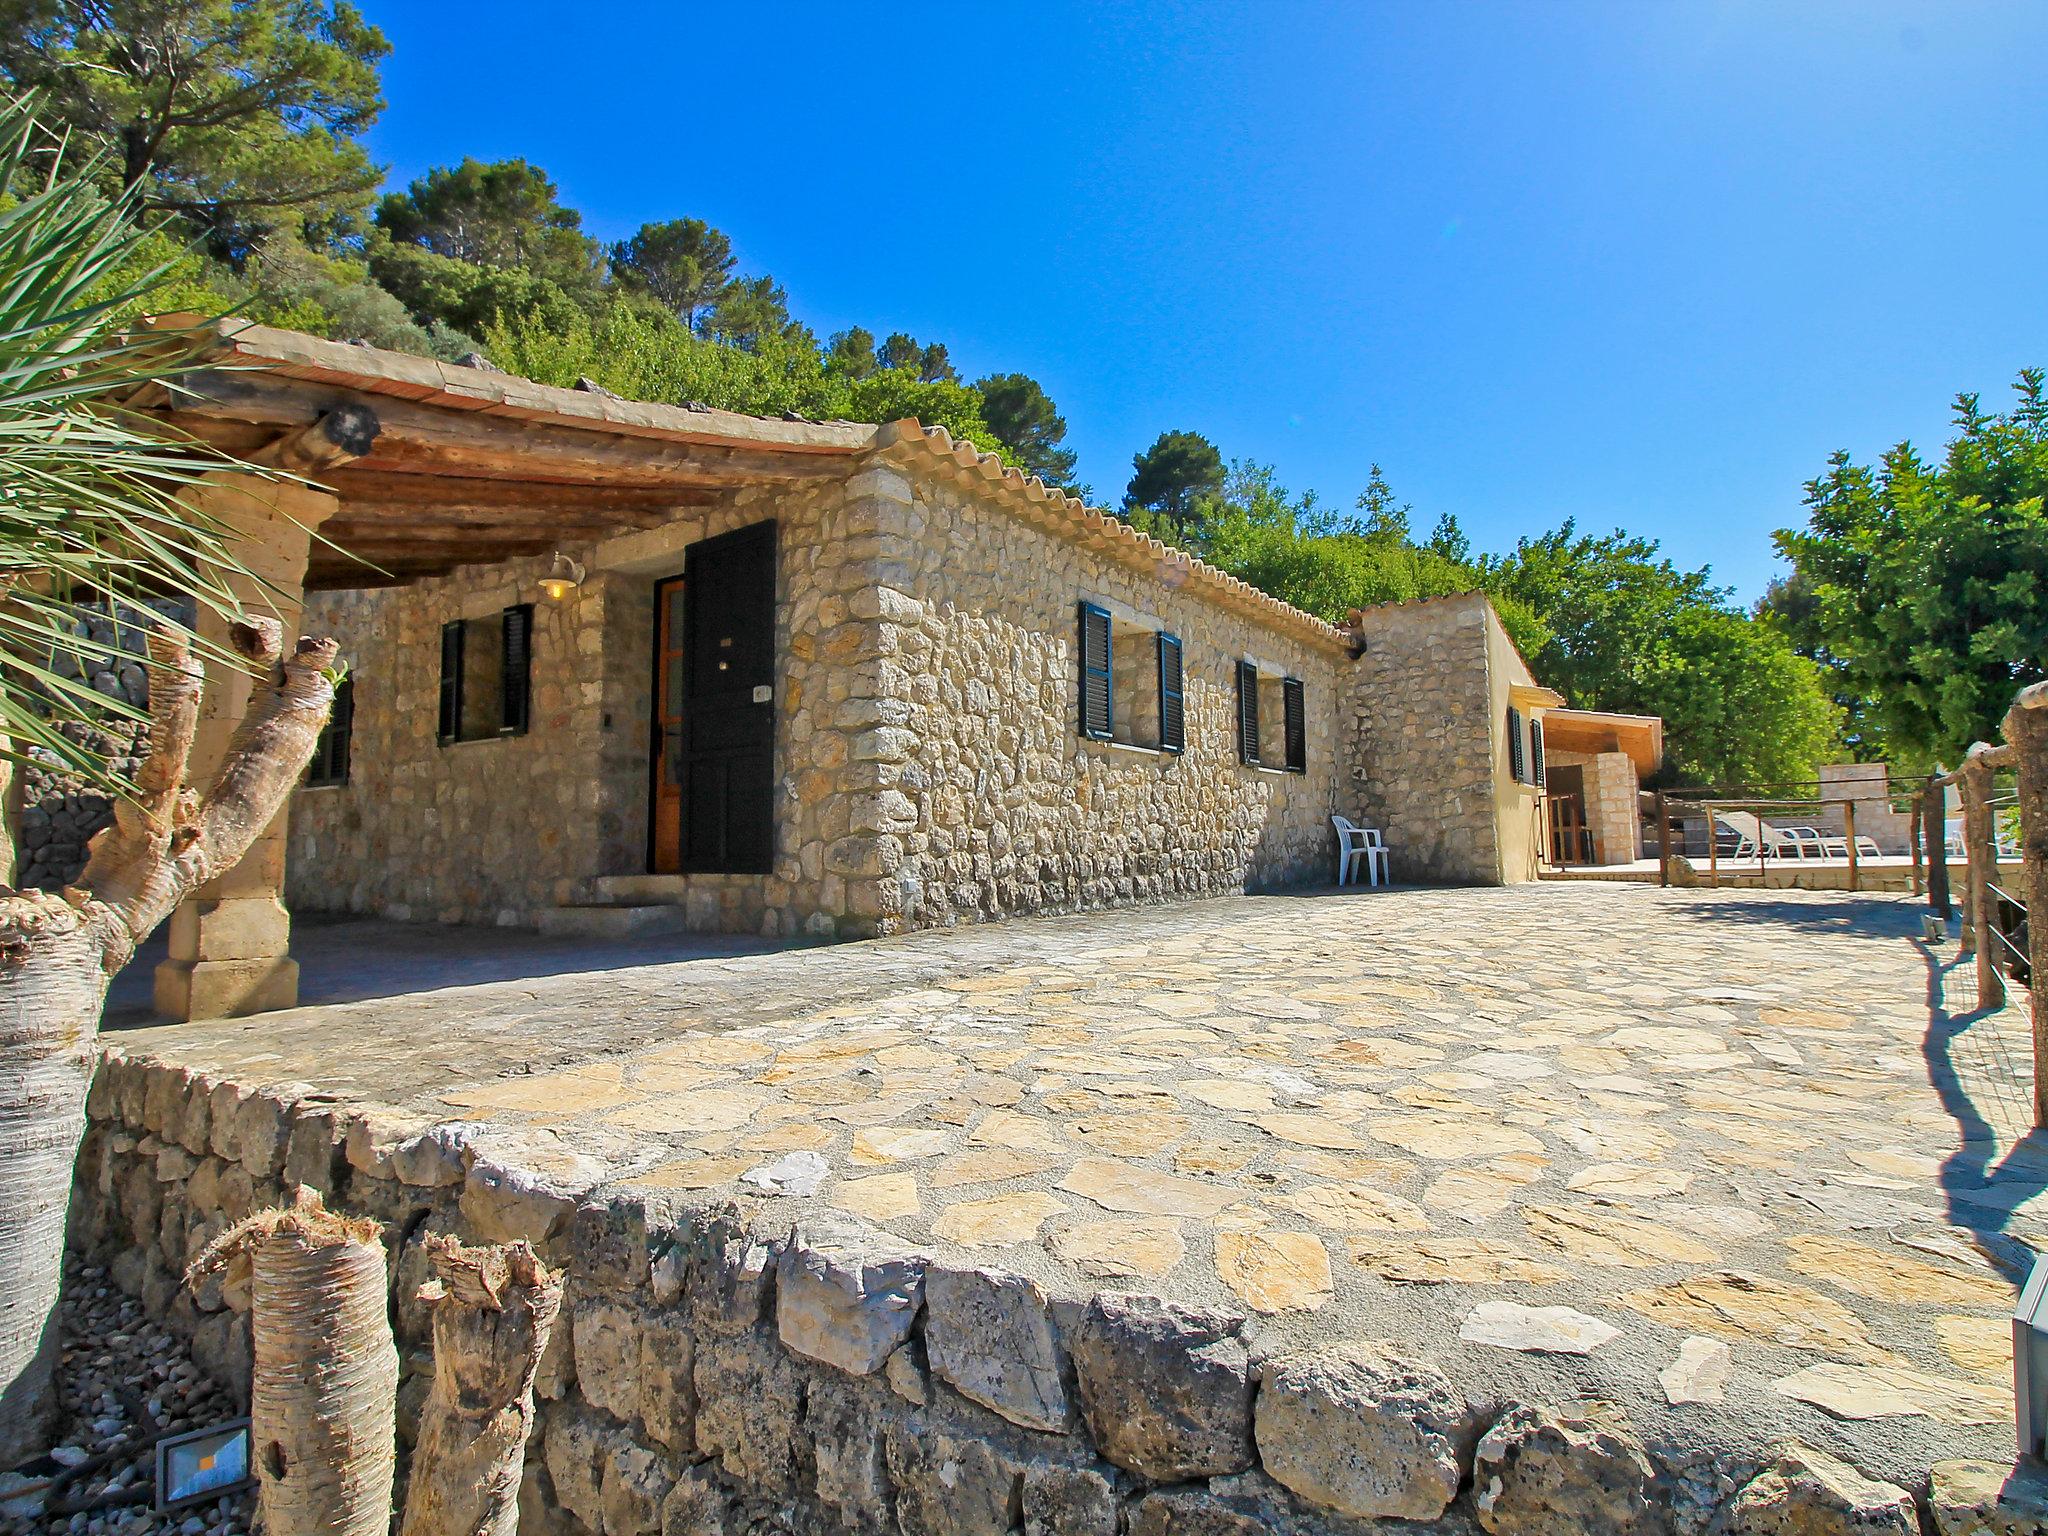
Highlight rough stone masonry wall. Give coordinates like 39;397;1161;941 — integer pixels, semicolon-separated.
851;465;1347;930
1341;595;1504;884
287;481;900;939
69;1049;2017;1536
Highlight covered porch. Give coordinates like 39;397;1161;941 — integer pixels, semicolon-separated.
135;319;872;1019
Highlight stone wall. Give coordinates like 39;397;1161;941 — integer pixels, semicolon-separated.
1340;594;1504;884
14;599;181;890
857;465;1349;930
71;1047;1987;1536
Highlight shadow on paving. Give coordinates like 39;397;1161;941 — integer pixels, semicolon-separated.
1658;889;1929;941
1918;939;2048;1274
100;912;790;1030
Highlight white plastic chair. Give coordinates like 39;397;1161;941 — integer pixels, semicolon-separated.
1331;815;1389;887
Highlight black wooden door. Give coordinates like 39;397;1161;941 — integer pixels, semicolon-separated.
675;520;776;873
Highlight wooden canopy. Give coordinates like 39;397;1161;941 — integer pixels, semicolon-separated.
137;320;873;589
1540;707;1665;777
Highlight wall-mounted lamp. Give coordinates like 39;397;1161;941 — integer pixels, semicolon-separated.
540;552;586;601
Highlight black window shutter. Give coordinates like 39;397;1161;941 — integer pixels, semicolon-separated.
1237;660;1261;765
1531;717;1546;787
327;675;355;784
1156;632;1185;753
437;621;463;744
1282;677;1306;772
500;603;534;736
1506;705;1525;784
1078;602;1112;740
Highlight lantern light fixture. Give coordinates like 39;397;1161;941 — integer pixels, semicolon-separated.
540;552;585;601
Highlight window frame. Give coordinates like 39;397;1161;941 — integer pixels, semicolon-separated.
438;604;534;747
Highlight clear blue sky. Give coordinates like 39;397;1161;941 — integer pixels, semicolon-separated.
357;1;2048;602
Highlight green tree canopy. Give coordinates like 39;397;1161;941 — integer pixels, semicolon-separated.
1124;429;1226;541
878;332;958;383
0;0;389;249
609;217;735;331
975;372;1078;488
699;273;798;352
824;326;879;380
1774;372;2048;768
373;156;602;310
1479;523;1839;786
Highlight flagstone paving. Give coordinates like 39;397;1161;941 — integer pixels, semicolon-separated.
105;882;2048;1483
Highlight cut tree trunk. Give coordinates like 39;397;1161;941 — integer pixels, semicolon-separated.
0;620;338;1466
399;1236;562;1536
192;1190;397;1536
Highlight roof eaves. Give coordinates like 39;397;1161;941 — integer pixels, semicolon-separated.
869;420;1352;656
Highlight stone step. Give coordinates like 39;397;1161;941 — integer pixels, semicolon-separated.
536;904;696;941
588;873;693;906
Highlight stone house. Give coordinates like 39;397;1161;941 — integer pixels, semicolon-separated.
124;321;1586;1019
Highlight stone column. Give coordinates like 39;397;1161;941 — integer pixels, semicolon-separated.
153;474;336;1021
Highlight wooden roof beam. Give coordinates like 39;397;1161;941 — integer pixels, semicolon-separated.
167;370;856;489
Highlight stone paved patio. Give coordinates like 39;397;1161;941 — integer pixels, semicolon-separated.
99;882;2044;1494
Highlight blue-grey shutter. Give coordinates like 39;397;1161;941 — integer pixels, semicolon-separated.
1531;717;1546;787
1078;602;1112;740
1237;660;1260;765
437;621;463;744
500;604;533;736
1282;677;1306;772
1506;705;1525;783
1157;632;1185;753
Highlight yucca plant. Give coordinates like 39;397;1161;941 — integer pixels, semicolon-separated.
0;91;340;1467
0;88;284;799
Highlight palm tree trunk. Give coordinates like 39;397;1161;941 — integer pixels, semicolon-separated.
0;620;337;1465
399;1237;562;1536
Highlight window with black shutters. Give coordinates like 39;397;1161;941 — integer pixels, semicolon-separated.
306;675;353;786
438;605;534;745
1530;716;1546;787
1506;704;1526;784
1156;633;1185;753
1281;676;1307;773
1237;660;1261;765
1077;602;1112;741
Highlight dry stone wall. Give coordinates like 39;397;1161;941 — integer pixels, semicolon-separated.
69;1048;2002;1536
853;465;1348;931
1340;595;1504;884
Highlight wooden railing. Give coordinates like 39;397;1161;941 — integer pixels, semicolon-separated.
1916;683;2048;1125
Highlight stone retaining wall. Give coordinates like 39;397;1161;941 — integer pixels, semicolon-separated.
68;1046;2011;1536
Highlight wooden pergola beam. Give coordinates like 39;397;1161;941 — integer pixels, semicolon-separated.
165;371;855;489
317;468;715;516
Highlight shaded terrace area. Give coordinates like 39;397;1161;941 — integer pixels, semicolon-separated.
96;880;2039;1487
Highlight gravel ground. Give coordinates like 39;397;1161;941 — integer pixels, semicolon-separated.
0;1261;251;1536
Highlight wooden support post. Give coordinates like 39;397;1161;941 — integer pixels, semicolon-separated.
1910;791;1924;897
1845;797;1859;893
2001;682;2048;1127
1961;751;2005;1009
1655;791;1669;888
1707;803;1719;888
1927;774;1952;921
